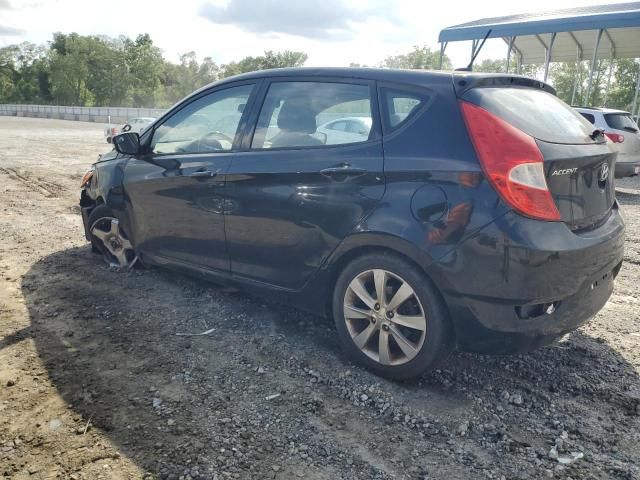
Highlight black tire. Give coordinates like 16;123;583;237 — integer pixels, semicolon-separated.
87;204;114;254
332;252;454;380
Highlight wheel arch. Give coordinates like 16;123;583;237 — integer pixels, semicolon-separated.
321;233;451;320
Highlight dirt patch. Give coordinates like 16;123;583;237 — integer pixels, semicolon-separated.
1;117;639;479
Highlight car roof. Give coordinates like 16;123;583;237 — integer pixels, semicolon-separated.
217;67;453;84
200;67;553;92
573;106;630;115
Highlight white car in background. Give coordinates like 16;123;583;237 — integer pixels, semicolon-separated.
105;117;156;144
317;117;372;145
574;106;640;178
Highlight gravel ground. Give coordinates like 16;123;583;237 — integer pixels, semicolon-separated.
0;116;639;480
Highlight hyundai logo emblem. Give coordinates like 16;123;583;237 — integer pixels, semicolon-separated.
599;163;609;182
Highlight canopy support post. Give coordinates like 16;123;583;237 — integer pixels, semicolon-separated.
571;47;581;105
569;32;583;106
603;30;615;106
439;42;448;70
603;51;615;106
632;63;640;122
470;39;479;63
518;52;523;75
543;32;556;82
506;36;516;73
585;29;603;107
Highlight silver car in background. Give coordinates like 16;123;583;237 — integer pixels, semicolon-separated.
317;117;373;145
105;117;156;144
575;107;640;178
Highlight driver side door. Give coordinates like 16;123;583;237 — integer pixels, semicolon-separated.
123;82;257;273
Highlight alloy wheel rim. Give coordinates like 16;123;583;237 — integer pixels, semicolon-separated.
90;217;136;269
343;269;427;366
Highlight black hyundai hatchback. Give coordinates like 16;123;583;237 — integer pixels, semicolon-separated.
80;68;625;379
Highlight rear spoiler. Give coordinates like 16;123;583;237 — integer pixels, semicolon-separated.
452;73;556;98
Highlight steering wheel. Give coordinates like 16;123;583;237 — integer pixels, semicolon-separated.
195;131;234;152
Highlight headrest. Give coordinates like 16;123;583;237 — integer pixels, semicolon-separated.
277;99;317;134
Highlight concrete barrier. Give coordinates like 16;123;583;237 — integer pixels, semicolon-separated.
0;104;166;124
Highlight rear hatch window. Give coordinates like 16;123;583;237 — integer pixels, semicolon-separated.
461;85;615;231
605;113;639;132
463;87;600;145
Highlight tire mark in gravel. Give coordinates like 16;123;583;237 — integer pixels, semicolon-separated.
0;167;66;198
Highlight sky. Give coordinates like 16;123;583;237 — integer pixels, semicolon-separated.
0;0;622;68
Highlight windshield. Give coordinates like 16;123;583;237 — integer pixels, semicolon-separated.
605;113;638;132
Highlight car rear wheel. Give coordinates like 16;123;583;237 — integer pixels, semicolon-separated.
333;253;453;380
87;205;137;269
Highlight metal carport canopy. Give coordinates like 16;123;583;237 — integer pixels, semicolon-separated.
438;2;640;64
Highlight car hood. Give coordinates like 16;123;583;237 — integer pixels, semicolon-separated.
95;148;120;164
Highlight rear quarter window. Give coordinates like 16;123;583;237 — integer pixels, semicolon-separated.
463;87;598;144
381;88;426;130
580;112;596;124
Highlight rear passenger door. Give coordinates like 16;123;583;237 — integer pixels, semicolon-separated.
224;78;385;290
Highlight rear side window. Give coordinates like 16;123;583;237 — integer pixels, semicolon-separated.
382;89;424;128
580;112;596;124
463;87;597;144
251;82;373;149
605;113;638;132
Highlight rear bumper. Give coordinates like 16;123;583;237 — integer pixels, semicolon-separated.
431;204;625;354
614;157;640;178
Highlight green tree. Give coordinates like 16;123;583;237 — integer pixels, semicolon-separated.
49;33;92;105
549;61;588;104
380;46;451;70
0;42;50;103
550;59;617;107
163;51;220;104
0;45;19;102
124;34;165;107
86;36;129;106
474;58;507;73
607;59;640;111
221;50;307;78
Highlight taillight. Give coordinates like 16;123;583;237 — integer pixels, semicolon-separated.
604;132;624;143
460;101;560;221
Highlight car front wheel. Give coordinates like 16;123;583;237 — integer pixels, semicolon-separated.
87;205;137;269
333;253;453;380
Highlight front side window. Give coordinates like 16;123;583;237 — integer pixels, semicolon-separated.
251;82;373;149
151;84;254;154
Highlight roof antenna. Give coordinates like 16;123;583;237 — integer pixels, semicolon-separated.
457;29;492;72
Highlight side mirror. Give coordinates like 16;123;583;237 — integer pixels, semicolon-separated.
113;132;140;155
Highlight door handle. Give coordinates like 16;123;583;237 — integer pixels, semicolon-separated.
320;164;366;178
190;170;218;178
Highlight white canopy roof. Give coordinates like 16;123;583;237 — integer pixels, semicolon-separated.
439;2;640;63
